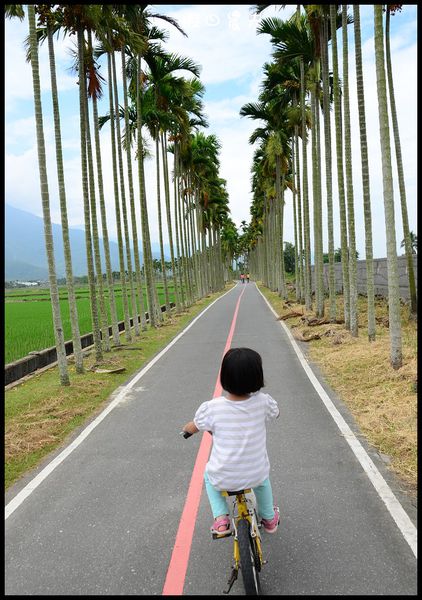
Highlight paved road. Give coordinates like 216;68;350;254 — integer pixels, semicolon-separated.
5;283;417;595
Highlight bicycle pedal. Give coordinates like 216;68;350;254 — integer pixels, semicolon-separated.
212;531;232;540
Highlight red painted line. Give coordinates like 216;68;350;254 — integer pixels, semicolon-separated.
162;286;245;595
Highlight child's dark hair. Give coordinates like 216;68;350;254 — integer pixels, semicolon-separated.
220;347;264;395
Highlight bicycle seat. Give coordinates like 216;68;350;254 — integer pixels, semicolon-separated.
222;489;252;496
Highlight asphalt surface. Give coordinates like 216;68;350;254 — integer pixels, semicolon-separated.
5;282;417;595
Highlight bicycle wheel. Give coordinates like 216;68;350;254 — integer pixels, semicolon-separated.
237;518;261;595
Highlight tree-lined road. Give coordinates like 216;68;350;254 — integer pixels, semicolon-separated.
5;283;417;595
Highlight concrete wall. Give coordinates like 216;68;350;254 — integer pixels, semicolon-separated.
311;255;417;300
5;303;175;387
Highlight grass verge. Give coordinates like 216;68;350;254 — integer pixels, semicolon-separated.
258;283;417;497
5;286;233;490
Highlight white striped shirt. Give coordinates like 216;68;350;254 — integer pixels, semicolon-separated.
194;391;279;491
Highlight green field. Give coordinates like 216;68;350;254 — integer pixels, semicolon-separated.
5;283;176;364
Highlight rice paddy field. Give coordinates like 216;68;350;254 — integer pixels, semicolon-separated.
5;283;176;364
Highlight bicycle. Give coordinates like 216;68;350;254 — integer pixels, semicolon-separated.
181;430;265;595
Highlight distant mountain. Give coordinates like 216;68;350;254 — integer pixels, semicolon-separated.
5;259;49;281
5;204;169;281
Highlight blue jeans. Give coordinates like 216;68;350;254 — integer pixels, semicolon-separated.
204;471;275;520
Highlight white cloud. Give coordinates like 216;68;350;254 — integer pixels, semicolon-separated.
5;12;77;112
5;4;417;264
151;5;286;85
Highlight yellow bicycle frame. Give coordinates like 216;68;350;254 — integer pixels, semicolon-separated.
221;489;263;570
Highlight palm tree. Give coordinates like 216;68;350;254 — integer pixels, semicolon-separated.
303;5;325;318
353;4;376;341
43;7;84;372
173;79;209;300
136;52;159;327
142;51;201;312
17;5;86;371
342;5;358;337
25;5;70;385
121;45;148;331
76;17;103;363
59;4;127;362
89;32;122;347
261;14;314;309
84;56;111;351
330;4;350;329
135;6;190;325
110;44;140;337
160;73;203;311
320;7;336;321
374;4;402;369
105;44;133;340
385;5;417;318
240;89;292;299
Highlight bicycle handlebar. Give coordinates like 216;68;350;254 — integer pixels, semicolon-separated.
180;430;193;439
180;430;212;438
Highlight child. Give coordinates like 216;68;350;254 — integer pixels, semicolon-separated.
182;347;280;537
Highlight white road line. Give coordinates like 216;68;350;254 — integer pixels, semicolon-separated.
257;285;417;559
5;285;239;521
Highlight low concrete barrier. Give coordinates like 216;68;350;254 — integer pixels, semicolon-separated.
5;303;175;387
311;255;417;300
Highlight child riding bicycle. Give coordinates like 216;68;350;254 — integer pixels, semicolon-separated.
182;347;280;537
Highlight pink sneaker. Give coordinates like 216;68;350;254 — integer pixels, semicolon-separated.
211;515;232;538
261;507;280;533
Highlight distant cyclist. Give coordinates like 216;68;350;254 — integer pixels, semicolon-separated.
182;347;280;537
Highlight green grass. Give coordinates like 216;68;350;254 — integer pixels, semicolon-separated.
5;285;233;489
5;283;177;363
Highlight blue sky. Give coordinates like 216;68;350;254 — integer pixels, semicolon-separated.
5;4;417;259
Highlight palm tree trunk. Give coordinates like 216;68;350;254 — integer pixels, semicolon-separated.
155;133;171;313
187;182;199;299
111;50;139;337
321;15;336;322
137;54;158;327
315;86;325;318
385;6;417;318
276;157;286;298
263;196;269;287
330;4;350;329
177;158;191;306
90;38;120;348
173;142;186;308
210;226;217;292
291;133;300;302
182;182;194;302
311;87;323;317
300;57;312;310
194;192;205;297
295;121;304;302
121;47;147;331
161;132;181;312
78;27;102;363
374;5;402;369
28;5;69;385
85;86;110;352
107;50;132;340
342;5;358;337
353;4;376;341
47;24;83;373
